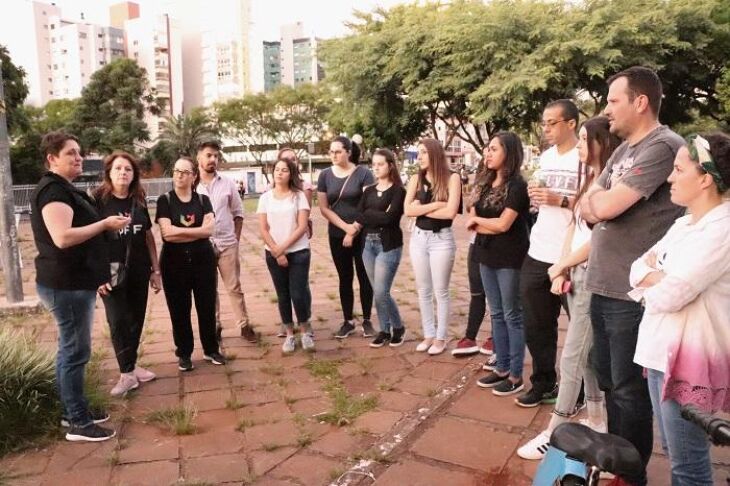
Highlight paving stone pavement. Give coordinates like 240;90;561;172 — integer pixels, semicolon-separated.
1;209;728;486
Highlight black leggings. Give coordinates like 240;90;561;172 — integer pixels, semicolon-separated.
160;243;219;358
101;266;150;373
465;243;487;340
329;234;373;322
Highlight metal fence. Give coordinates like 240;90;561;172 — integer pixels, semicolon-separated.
12;178;173;214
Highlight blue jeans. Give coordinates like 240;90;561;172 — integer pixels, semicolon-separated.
647;369;713;486
480;265;525;378
265;248;312;325
361;234;403;333
590;294;652;486
409;227;456;340
37;283;96;427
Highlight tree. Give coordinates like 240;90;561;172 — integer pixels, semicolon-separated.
267;84;329;152
155;107;219;170
215;93;274;171
71;58;164;154
1;45;30;135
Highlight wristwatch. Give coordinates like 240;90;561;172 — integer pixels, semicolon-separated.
561;195;569;208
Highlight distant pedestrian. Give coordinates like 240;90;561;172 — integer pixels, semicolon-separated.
93;151;161;397
405;138;462;356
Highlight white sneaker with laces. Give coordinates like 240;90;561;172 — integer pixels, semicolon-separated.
416;338;433;352
579;418;607;433
301;333;315;352
282;335;297;353
517;429;551;460
110;373;139;397
133;366;156;382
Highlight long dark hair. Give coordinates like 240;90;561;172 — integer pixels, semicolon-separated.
373;148;403;187
418;138;451;201
273;158;303;193
474;132;524;196
93;150;146;205
573;116;622;218
333;136;361;163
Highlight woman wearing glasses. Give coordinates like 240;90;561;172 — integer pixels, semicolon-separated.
156;157;225;371
93;151;161;396
318;136;375;339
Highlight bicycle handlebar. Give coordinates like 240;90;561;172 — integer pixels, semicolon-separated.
680;404;730;446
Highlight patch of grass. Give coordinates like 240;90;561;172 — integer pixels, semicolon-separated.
427;388;440;397
326;292;337;301
351;447;393;464
259;363;284;376
225;352;237;361
0;326;60;456
261;442;283;452
316;316;326;323
377;381;395;392
269;295;279;303
283;396;298;406
328;467;346;481
107;449;120;466
146;404;197;435
225;397;244;410
292;413;307;427
176;480;215;486
236;418;256;431
85;347;111;412
296;431;312;448
241;473;258;486
355;357;373;376
457;309;466;317
305;359;342;381
319;388;378;427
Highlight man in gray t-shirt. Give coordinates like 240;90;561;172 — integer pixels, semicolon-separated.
580;67;683;486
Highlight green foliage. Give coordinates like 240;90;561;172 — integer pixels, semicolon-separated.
322;0;730;151
0;44;30;135
71;58;164;154
146;404;198;435
158;107;219;159
0;327;59;455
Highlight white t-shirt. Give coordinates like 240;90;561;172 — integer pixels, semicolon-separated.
256;190;310;254
528;145;580;263
570;213;592;254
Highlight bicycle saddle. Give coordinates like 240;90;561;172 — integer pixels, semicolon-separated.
550;422;643;480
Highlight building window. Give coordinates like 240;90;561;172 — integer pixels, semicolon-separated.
50;24;55;29
98;33;103;38
133;40;138;46
79;32;87;39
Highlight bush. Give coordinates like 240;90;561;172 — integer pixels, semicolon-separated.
0;327;60;455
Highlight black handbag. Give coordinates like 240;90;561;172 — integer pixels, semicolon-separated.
109;198;136;289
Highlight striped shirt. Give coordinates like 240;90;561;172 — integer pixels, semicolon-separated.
197;174;244;250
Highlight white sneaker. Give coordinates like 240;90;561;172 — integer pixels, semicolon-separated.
133;366;156;383
282;335;297;353
110;373;139;397
427;340;447;355
517;430;551;460
301;333;315;352
416;338;433;352
579;418;607;433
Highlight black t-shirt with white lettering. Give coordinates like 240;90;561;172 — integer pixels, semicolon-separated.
97;195;152;268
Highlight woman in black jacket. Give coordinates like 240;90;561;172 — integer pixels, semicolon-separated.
353;149;407;347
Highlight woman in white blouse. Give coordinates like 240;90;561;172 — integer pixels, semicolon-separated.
257;157;313;353
630;133;730;486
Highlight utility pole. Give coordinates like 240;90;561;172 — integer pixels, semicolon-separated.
0;59;24;302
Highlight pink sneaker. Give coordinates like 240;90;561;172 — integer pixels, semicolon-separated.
479;337;494;356
133;366;156;383
451;338;479;356
110;373;139;396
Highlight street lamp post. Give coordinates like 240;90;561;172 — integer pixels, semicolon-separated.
0;60;24;303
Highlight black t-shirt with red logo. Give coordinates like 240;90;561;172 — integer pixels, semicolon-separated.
155;190;214;254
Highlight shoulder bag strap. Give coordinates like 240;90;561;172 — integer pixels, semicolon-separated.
331;166;359;209
122;197;136;267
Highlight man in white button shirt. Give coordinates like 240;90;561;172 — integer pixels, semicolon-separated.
196;141;257;343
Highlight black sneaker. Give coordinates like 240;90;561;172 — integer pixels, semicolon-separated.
240;324;258;343
493;378;524;396
334;321;356;339
477;372;509;388
204;352;226;365
178;356;194;372
60;409;110;428
515;387;542;407
389;327;406;347
65;423;116;442
541;384;559;404
370;332;391;348
361;319;376;338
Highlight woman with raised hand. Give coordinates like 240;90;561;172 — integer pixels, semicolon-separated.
317;136;375;339
156;156;224;371
405;138;462;356
31;131;130;442
466;132;530;397
630;133;730;486
353;148;407;348
257;156;313;353
93;151;161;397
518;116;619;460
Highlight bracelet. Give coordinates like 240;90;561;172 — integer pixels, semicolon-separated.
153;270;161;275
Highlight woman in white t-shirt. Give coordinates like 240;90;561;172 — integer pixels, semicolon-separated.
518;116;621;460
257;157;313;353
630;133;730;486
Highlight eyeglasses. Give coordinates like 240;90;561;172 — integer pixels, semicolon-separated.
540;119;567;129
173;169;194;176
